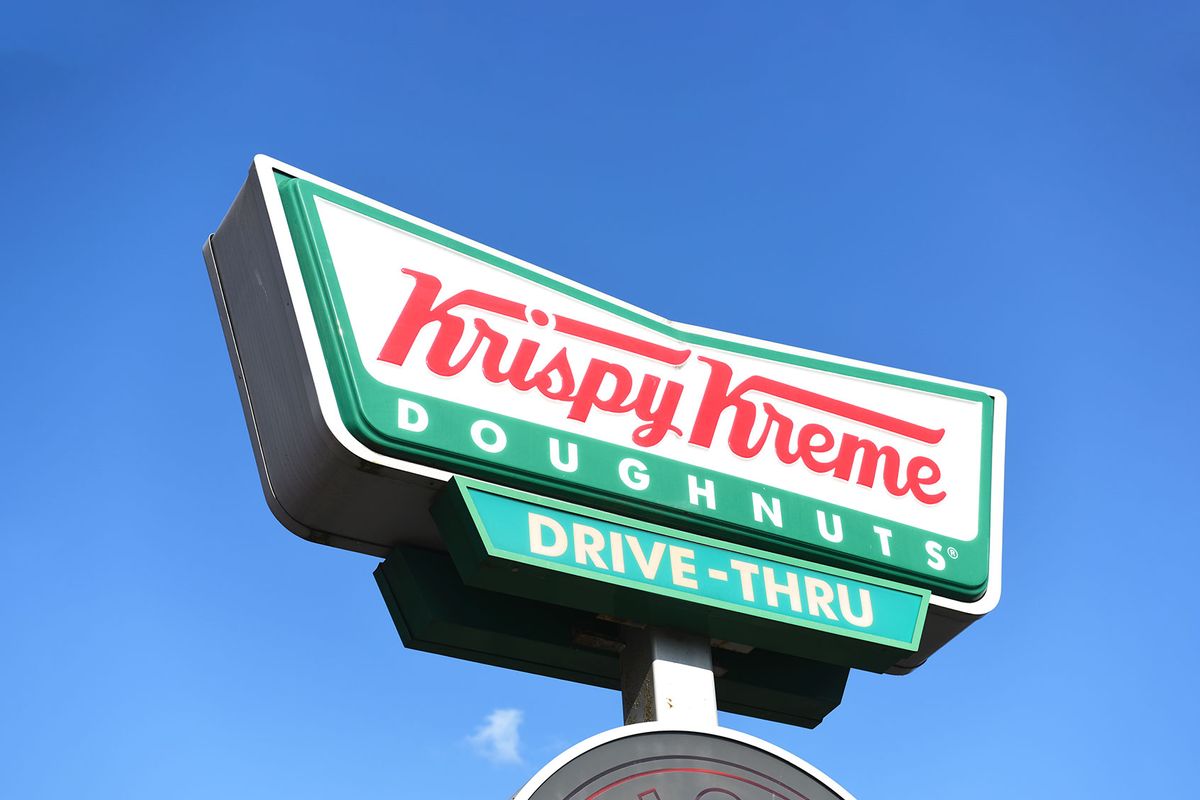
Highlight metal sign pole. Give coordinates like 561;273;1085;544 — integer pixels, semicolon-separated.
620;627;718;727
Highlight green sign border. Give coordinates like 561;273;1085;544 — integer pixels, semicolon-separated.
277;174;995;601
434;477;929;670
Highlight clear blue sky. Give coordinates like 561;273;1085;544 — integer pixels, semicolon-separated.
3;2;1197;797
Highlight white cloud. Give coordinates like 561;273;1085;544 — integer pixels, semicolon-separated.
468;708;524;765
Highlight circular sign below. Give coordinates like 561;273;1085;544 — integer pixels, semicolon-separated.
514;723;855;800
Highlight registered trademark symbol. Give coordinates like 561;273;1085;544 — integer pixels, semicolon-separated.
947;547;959;560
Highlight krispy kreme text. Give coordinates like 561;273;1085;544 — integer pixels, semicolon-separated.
377;269;947;506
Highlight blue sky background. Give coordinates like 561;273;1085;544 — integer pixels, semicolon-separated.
3;2;1198;797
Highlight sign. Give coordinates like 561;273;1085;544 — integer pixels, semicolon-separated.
275;172;1002;604
514;724;856;800
434;478;928;670
204;156;1005;677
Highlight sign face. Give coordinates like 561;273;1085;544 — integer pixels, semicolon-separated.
435;478;928;667
515;724;856;800
276;173;1005;604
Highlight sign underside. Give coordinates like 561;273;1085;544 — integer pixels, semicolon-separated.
374;543;851;728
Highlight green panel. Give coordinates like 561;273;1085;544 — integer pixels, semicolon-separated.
279;175;994;601
375;545;848;728
433;478;929;672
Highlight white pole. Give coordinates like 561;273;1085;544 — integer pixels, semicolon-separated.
619;627;718;727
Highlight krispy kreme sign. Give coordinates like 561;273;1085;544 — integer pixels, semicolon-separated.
273;172;1004;603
